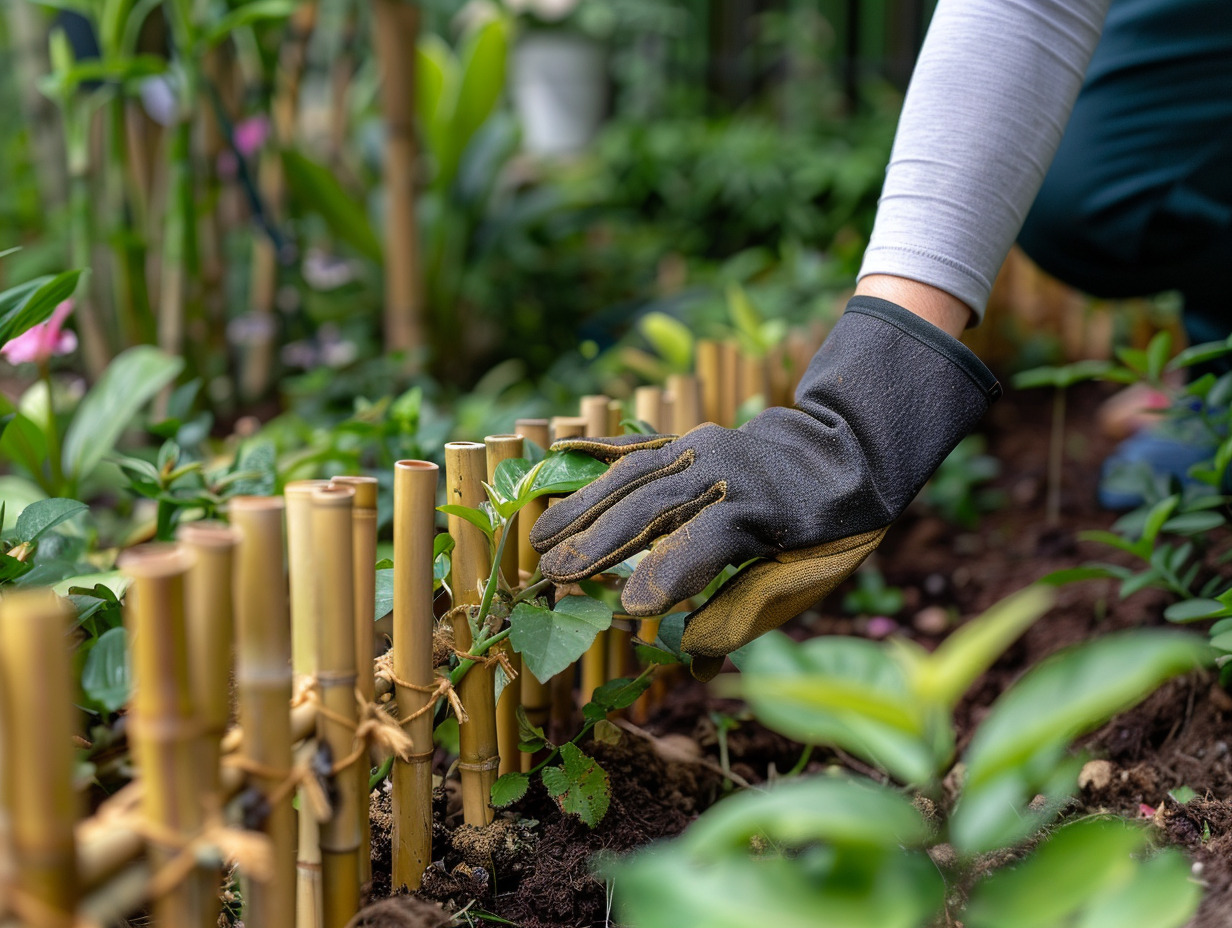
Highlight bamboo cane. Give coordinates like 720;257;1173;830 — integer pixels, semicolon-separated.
550;416;587;441
177;521;240;928
0;590;79;926
695;339;722;425
310;485;361;928
579;395;610;438
634;385;663;432
514;419;551;770
739;351;770;412
578;404;612;702
667;373;702;434
720;340;741;426
285;480;330;928
485;434;524;777
230;496;296;928
445;442;499;827
607;398;624;435
372;0;425;361
392;460;439;890
330;475;379;887
120;544;207;928
543;497;577;742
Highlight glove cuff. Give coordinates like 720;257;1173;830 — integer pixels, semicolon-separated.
843;296;1002;402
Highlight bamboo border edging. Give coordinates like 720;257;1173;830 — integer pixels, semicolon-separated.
515;419;552;771
485;434;525;778
392;460;439;890
445;442;499;827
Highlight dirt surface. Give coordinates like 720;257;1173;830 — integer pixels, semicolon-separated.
356;382;1231;927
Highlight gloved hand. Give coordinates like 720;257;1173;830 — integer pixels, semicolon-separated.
530;296;1001;680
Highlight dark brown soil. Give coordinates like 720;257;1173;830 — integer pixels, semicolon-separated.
356;382;1231;927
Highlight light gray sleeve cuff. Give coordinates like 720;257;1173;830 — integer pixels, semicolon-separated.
857;0;1111;322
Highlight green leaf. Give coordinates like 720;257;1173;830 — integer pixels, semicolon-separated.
281;149;382;262
915;586;1053;708
437;503;498;540
953;630;1210;854
529;452;608;497
1039;565;1128;586
1073;848;1201;928
52;570;129;599
203;0;295;46
963;819;1193;928
493;457;535;509
374;568;393;621
586;674;653;719
740;632;946;785
450;17;509;186
510;596;613;683
62;346;183;486
490;772;529;808
1164;598;1229;623
1141;495;1180;544
639;311;694;371
1011;361;1112;390
1170;335;1232;372
14;498;87;544
540;742;610;827
679;776;932;857
1145;331;1172;382
515;705;548;752
1162;511;1226;535
81;626;130;713
0;476;47;533
0;269;83;345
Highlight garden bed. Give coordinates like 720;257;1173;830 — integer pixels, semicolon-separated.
361;381;1231;928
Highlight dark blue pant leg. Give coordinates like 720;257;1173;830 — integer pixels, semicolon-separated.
1018;0;1232;343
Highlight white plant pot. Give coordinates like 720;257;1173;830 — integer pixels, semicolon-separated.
511;30;607;157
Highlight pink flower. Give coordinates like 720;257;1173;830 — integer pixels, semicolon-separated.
233;116;270;158
0;299;77;365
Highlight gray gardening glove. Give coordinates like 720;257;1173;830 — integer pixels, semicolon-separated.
530;296;1002;679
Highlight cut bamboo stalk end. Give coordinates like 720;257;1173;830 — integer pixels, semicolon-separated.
515;418;550;457
579;395;610;438
550;416;587;441
120;543;208;928
392;460;439;890
0;590;80;924
486;434;525;778
330;475;379;888
445;442;498;827
229;496;296;928
310;485;361;928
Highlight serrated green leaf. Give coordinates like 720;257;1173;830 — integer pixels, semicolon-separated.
510;596;613;683
14;498;87;544
81;626;130;713
490;772;529;808
541;742;609;827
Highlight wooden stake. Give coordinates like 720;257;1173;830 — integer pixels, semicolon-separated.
444;442;498;826
695;339;722;424
120;544;206;928
486;434;524;777
285;480;330;928
0;590;80;926
330;475;379;887
177;521;240;928
514;419;551;770
311;486;361;928
392;460;439;890
230;496;296;928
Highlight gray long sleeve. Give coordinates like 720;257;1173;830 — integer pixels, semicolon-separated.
858;0;1111;320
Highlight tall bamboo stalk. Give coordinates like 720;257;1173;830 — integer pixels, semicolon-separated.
392;460;439;889
739;351;770;410
486;434;524;777
372;0;425;361
515;419;551;770
330;474;379;886
579;395;610;438
550;416;587;441
177;521;240;928
634;386;663;431
578;405;611;701
445;442;498;826
696;339;722;425
668;374;702;434
0;590;79;925
230;496;296;928
311;486;361;927
286;481;330;928
607;398;624;435
120;544;206;927
720;340;741;426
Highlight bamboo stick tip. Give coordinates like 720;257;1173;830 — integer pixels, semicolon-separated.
514;418;549;429
284;479;333;497
444;441;486;452
394;459;440;473
176;520;241;548
118;543;196;578
312;484;355;507
229;495;286;513
330;475;379;508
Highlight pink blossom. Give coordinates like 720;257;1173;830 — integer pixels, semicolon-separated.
1139;803;1156;818
233;116;270;158
0;299;77;365
865;616;899;639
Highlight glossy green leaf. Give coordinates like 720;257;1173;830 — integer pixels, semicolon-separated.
281;149;382;262
740;632;945;784
437;503;498;540
680;777;931;857
14;498;87;544
62;346;183;485
509;596;613;683
490;772;529;808
540;742;609;827
415;34;457;184
1164;598;1229;623
1141;495;1180;544
1145;331;1173;382
529;452;608;497
81;626;130;713
373;568;393;621
0;270;82;345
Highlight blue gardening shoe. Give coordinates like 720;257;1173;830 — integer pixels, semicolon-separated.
1098;410;1227;510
